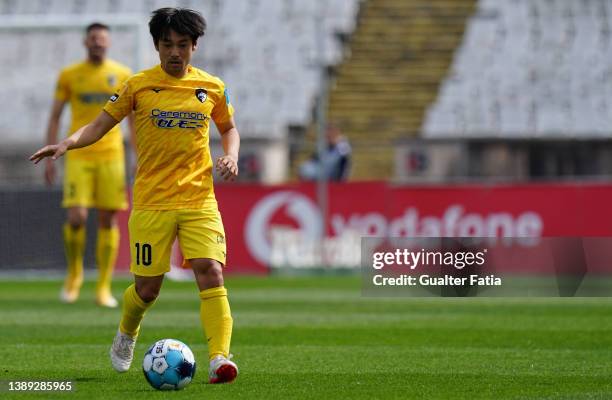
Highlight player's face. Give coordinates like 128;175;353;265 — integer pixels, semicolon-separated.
84;28;110;63
157;30;196;78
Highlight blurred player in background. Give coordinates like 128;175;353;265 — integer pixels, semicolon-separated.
45;23;134;308
32;8;240;384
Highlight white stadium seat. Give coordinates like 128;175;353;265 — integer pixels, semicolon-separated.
423;0;612;138
0;0;361;144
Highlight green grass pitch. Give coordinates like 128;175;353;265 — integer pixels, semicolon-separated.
0;276;611;399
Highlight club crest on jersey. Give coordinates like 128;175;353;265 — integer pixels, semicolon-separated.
109;93;119;102
195;88;207;103
107;74;116;87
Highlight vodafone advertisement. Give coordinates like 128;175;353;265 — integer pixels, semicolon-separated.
116;182;612;274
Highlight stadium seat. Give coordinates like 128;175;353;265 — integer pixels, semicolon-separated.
0;0;361;144
424;0;612;138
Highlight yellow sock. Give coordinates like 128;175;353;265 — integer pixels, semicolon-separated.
199;286;233;361
119;284;155;337
63;223;85;293
95;227;119;298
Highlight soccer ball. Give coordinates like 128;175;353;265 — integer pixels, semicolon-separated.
142;339;196;390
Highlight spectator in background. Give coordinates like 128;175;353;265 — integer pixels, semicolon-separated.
300;124;351;181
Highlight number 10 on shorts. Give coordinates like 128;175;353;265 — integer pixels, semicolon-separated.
135;243;152;266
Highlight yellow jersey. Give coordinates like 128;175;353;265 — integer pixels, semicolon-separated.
55;59;132;160
103;64;234;210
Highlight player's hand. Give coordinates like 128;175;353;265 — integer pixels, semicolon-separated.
215;154;238;181
44;159;56;186
29;142;68;164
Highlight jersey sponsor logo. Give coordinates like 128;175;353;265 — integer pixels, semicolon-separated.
195;88;207;103
109;93;119;102
80;92;114;104
150;108;207;129
107;74;116;87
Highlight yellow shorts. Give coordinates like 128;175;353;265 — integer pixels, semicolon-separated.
128;208;227;277
62;156;127;210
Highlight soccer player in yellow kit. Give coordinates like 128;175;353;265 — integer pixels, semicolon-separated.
45;23;134;308
32;8;239;384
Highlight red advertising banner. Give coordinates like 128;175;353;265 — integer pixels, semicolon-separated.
115;182;612;274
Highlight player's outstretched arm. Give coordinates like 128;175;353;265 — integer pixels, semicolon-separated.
30;111;119;164
43;99;66;185
215;117;240;181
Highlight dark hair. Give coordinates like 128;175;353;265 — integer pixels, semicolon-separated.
85;22;110;34
149;8;206;46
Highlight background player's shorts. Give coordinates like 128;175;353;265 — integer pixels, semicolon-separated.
128;208;227;277
62;156;127;210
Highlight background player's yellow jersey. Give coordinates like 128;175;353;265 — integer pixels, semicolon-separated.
103;65;234;210
55;60;132;160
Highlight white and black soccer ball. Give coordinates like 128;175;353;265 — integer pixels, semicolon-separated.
142;339;196;390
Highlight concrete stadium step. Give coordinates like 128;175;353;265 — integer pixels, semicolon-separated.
292;0;476;180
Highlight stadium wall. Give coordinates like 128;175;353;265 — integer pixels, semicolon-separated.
394;139;612;182
0;188;104;272
3;182;612;275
